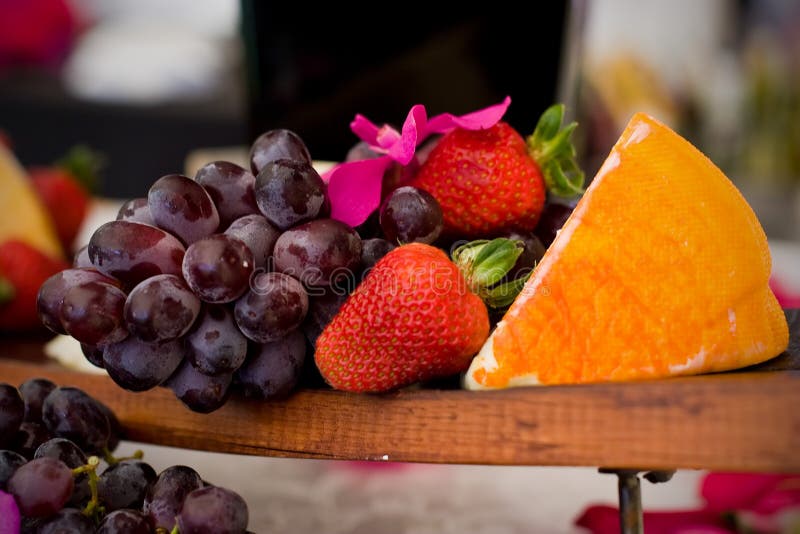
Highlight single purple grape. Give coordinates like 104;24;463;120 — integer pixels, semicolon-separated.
224;214;279;270
165;360;232;414
102;337;184;392
234;272;308;343
37;268;120;335
148;174;220;245
533;202;574;247
254;158;326;230
117;197;155;226
7;457;74;517
60;281;129;347
182;234;255;303
88;221;186;290
195;161;259;229
124;274;200;342
273;219;361;287
249;129;311;174
236;330;306;400
379;186;443;245
186;305;247;376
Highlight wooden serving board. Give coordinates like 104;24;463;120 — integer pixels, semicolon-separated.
0;358;797;473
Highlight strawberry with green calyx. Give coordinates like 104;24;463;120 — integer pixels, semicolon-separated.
314;238;526;393
29;145;104;252
527;104;585;197
413;103;584;237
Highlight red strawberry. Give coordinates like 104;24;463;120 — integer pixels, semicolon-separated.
30;168;88;252
29;145;102;252
314;239;526;393
413;104;584;237
0;240;69;330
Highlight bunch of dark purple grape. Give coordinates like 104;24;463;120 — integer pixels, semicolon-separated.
35;129;459;412
0;379;249;533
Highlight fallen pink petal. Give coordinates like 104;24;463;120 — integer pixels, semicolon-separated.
0;490;20;534
576;473;800;534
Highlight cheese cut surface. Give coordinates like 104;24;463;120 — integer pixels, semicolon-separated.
0;144;63;259
465;113;789;389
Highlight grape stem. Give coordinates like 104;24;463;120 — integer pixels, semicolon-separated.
72;456;105;519
103;447;144;466
170;525;180;534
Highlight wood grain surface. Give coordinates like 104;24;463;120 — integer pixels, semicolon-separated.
1;359;797;473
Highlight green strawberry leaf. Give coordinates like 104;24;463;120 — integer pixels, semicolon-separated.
452;238;525;295
527;104;585;198
484;274;531;309
0;276;15;304
56;145;105;194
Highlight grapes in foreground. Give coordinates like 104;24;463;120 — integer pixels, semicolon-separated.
3;380;251;530
302;291;348;347
96;509;153;534
195;161;259;228
143;465;203;530
182;234;255;303
533;202;574;247
37;268;120;335
60;281;129;347
361;238;396;270
97;459;157;512
10;421;51;459
273;218;362;287
379;185;443;245
88;220;186;289
224;214;280;270
103;337;184;392
166;360;233;414
249;128;311;175
19;378;56;423
0;449;26;490
38;507;94;534
236;330;306;400
186;305;247;376
177;486;249;534
41;387;110;455
124;274;201;342
116;197;155;226
255;158;327;230
96;400;122;453
7;457;74;517
148;174;220;245
0;383;24;448
234;272;308;343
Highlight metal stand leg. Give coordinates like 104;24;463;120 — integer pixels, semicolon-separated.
599;468;675;534
617;471;643;534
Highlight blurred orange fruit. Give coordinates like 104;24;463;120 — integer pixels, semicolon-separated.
465;112;789;389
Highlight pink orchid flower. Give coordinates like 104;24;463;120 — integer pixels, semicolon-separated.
323;97;511;227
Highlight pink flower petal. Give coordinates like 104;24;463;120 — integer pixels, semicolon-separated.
350;114;382;148
423;96;511;136
386;104;428;165
326;156;392;227
575;505;731;534
0;490;20;534
770;278;800;308
701;473;791;513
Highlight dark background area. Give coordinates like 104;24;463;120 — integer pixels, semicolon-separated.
0;1;568;199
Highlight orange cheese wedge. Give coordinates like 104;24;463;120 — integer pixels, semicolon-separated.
465;113;789;389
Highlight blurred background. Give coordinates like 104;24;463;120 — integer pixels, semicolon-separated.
1;0;799;237
1;0;798;531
